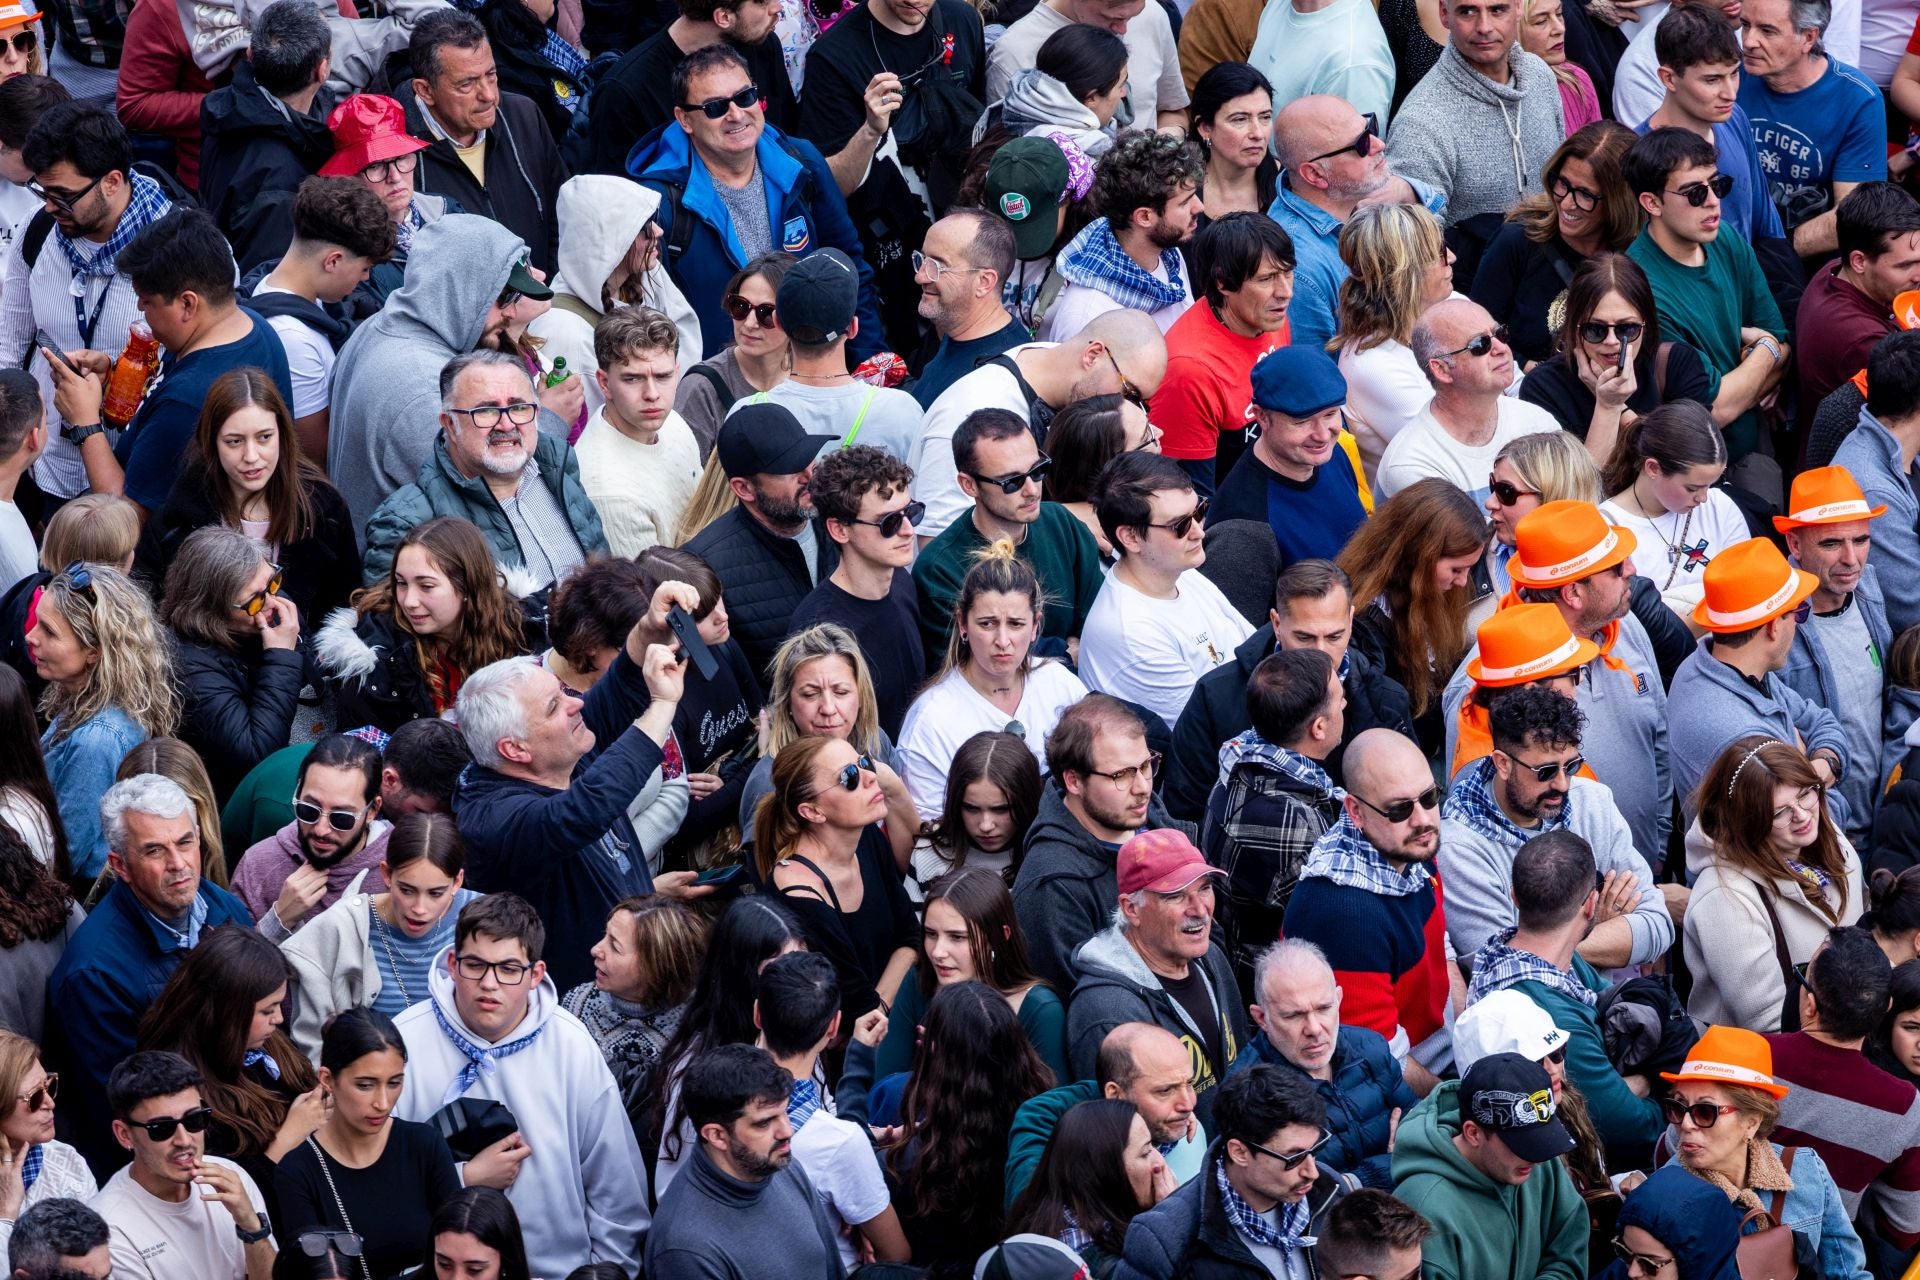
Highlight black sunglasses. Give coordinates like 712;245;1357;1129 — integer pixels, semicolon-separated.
126;1105;214;1141
849;500;925;539
1244;1130;1331;1170
1544;1046;1568;1065
1578;321;1645;345
28;173;102;214
1143;497;1209;540
837;755;875;791
1660;1098;1739;1128
293;796;373;832
1503;753;1584;783
1307;113;1378;164
1353;786;1443;824
1103;347;1149;410
3;30;32;54
1444;324;1510;359
682;84;760;119
725;293;778;327
297;1231;364;1259
55;560;94;597
971;454;1052;494
1667;173;1734;207
1487;477;1538;506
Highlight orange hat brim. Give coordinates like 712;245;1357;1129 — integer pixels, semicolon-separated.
1658;1066;1790;1099
1465;634;1602;686
1506;525;1639;589
1691;566;1819;633
1772;502;1889;533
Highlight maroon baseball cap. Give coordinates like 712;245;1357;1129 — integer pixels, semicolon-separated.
1117;829;1225;896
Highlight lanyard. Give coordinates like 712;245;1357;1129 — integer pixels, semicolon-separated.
69;273;111;348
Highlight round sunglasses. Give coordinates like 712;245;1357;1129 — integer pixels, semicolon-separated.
725;293;778;328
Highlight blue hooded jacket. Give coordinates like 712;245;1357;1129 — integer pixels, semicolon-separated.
1597;1166;1742;1280
627;121;884;361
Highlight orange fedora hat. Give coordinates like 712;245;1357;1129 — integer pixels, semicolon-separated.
1507;501;1637;589
1466;603;1599;687
1772;465;1887;533
1659;1024;1790;1099
1692;537;1817;633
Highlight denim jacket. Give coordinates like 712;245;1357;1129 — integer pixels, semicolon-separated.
1658;1143;1870;1280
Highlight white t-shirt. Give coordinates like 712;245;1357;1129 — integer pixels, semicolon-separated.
1859;0;1909;83
1338;339;1433;484
913;342;1054;541
0;182;39;265
1599;488;1750;617
737;378;924;464
898;660;1089;821
986;0;1189;125
251;281;334;419
1040;270;1193;342
1375;397;1560;504
92;1156;269;1280
1078;568;1254;728
0;497;35;590
573;407;704;556
791;1108;893;1270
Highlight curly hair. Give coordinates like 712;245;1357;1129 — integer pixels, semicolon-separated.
0;822;72;946
1333;202;1447;354
39;563;179;743
351;518;527;700
1090;131;1205;232
1487;682;1585;755
809;444;915;526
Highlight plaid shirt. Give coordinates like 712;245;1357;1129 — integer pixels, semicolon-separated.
1300;815;1432;897
1216;1157;1316;1256
1468;927;1598;1008
500;457;588;588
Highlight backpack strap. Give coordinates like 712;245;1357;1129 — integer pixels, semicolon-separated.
550;292;602;327
686;364;736;414
842;386;878;447
1755;881;1801;1033
1771;1146;1796;1223
985;353;1045;442
19;210;52;274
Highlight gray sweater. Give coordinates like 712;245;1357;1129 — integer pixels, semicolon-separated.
1384;42;1566;225
644;1143;846;1280
1834;407;1920;634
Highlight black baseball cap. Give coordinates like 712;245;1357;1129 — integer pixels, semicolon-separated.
776;248;858;344
716;402;837;478
1458;1052;1575;1164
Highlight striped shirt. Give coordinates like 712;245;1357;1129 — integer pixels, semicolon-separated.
1766;1031;1920;1248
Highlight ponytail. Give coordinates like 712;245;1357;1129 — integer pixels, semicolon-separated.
1601;399;1724;498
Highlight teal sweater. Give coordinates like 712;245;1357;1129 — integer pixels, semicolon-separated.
1506;958;1664;1171
876;978;1070;1084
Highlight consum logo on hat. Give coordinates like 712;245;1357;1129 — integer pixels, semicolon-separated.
1000;193;1031;221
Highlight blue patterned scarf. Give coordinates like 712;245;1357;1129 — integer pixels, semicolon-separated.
1301;815;1430;897
243;1049;281;1082
432;997;547;1106
1216;730;1341;797
542;30;588;101
58;171;170;284
1055;216;1188;312
18;1142;42;1195
788;1076;822;1130
1469;927;1598;1008
1216;1158;1315;1253
1442;757;1569;845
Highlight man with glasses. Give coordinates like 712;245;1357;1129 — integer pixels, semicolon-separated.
1117;1062;1348;1279
1378;299;1558;504
396;893;649;1279
94;1052;275;1280
361;348;608;587
231;734;391;943
1311;1187;1432;1280
1625;127;1791;503
911;210;1025;409
1282;728;1454;1095
1080;451;1253;728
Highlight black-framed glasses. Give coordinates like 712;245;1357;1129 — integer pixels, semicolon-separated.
1577;321;1645;345
1549;174;1600;212
125;1105;214;1142
1090;753;1161;788
725;293;778;327
682;84;760;119
3;30;34;55
359;153;418;184
55;560;94;598
1667;173;1734;207
970;454;1052;494
1660;1098;1739;1128
1352;786;1443;824
1611;1238;1674;1275
454;955;533;984
1142;497;1209;540
1444;325;1510;359
837;755;875;791
849;500;925;538
1307;113;1378;164
448;402;539;430
1487;477;1538;506
293;796;373;832
1502;752;1584;783
28;173;102;214
234;563;284;617
296;1231;365;1259
15;1074;56;1111
1245;1130;1331;1170
910;250;985;281
1104;347;1149;410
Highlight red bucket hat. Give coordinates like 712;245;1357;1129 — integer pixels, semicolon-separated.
319;94;430;178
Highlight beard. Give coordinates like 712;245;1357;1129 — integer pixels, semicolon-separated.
756;489;816;526
300;823;367;869
728;1134;791;1177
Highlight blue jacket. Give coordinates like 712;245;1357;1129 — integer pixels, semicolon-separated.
1653;1143;1871;1279
627;122;883;361
1227;1024;1414;1189
1267;170;1446;353
1595;1166;1742;1280
42;707;148;879
1779;562;1892;844
1115;1141;1351;1280
1834;407;1920;634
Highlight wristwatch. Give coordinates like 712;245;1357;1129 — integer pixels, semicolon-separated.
59;422;103;445
235;1211;272;1244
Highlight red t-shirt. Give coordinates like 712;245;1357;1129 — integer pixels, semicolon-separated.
1151;301;1290;461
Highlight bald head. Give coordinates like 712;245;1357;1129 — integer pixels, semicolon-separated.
1411;298;1510;395
1275;95;1391;207
1075;307;1170;396
1277;96;1364;170
1341;729;1442;865
1097;1022;1197;1143
1342;728;1428;796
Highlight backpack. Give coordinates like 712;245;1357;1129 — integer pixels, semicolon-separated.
241;290;354;353
980;352;1051;444
19;160;198;273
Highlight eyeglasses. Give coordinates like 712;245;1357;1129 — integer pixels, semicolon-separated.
969;454;1052;494
911;251;985;282
28;173;103;215
448;402;540;430
125;1105;214;1142
681;84;760;119
454;955;533;984
1577;321;1645;345
1142;497;1209;540
15;1074;56;1111
1444;325;1510;359
1352;786;1443;824
1549;174;1600;212
234;563;284;617
1487;477;1539;506
1088;753;1161;788
3;30;34;54
1611;1239;1674;1275
1244;1130;1331;1170
1660;1098;1740;1129
1771;784;1822;824
1666;173;1734;207
293;796;373;832
725;293;779;327
359;153;418;183
1103;347;1149;411
1132;420;1164;452
1307;113;1379;163
848;500;925;538
297;1232;365;1260
1502;752;1584;783
1791;599;1813;625
55;560;94;599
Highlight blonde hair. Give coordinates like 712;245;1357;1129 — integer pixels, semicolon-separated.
765;624;885;759
117;739;230;889
676;452;739;545
39;564;178;744
0;1030;39;1106
39;494;140;570
1332;203;1446;354
1497;431;1602;505
942;539;1050;677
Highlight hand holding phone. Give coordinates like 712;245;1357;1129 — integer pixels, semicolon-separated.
34;332;80;379
665;602;720;680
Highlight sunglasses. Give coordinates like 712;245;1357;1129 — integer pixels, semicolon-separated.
1307;113;1379;163
1611;1239;1674;1275
1143;497;1209;540
1578;321;1645;345
725;293;779;327
1245;1130;1331;1170
1660;1098;1740;1128
849;500;925;538
1444;324;1510;359
682;84;760;119
1544;1046;1567;1065
297;1231;364;1260
1503;753;1584;783
55;560;94;598
1487;477;1538;506
3;30;32;54
293;796;373;832
1104;347;1149;410
15;1073;56;1111
28;173;102;215
1549;174;1600;212
970;454;1052;494
235;563;284;617
126;1105;214;1142
837;755;875;790
1667;173;1734;207
1353;786;1443;824
359;153;418;183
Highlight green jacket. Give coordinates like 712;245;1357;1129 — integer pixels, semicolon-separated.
1509;958;1664;1171
361;431;609;585
1390;1079;1588;1280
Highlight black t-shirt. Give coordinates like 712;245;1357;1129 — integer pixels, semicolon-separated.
773;825;919;1020
788;570;926;738
1160;965;1225;1075
793;0;985;156
273;1119;463;1280
1517;343;1714;439
584;29;799;175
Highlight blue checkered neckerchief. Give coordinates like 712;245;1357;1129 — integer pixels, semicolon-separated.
431;997;547;1106
18;1142;42;1194
1060;1209;1092;1254
788;1076;822;1130
57;171;170;285
1055;216;1188;312
541;30;588;94
1215;730;1342;798
1442;757;1570;845
1469;927;1598;1008
142;891;210;953
243;1049;281;1082
1301;815;1430;897
1215;1158;1316;1255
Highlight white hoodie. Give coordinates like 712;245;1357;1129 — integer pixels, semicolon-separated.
393;947;651;1278
528;175;703;417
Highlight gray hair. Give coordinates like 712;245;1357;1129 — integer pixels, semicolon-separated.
9;1198;109;1275
1409;314;1451;386
101;774;195;855
1788;0;1829;41
1251;938;1334;1008
455;656;543;771
159;525;270;651
248;0;331;98
439;349;535;412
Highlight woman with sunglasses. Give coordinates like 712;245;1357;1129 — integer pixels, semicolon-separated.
317;517;533;734
674;251;796;459
1334;202;1457;478
913;729;1043;888
1005;1097;1172;1277
1687;737;1864;1033
0;1030;94;1254
1655;1026;1868;1279
30;562;177;881
899;540;1088;822
275;1007;461;1280
0;9;42;81
160;526;308;799
135;369;360;637
1482;429;1604;596
753;734;918;1026
1597;1165;1743;1280
1599;401;1743;622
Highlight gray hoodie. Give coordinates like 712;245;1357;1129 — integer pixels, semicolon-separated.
1384;42;1566;225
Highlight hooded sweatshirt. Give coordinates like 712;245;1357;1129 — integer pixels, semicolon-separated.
393;949;651;1279
989;68;1118;157
1594;1166;1742;1280
1383;42;1566;225
327;215;563;531
1389;1079;1588;1280
229;818;392;943
525;174;703;418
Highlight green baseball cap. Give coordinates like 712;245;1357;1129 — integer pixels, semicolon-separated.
985;137;1070;261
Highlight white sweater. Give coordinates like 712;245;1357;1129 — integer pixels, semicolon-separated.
0;1141;96;1255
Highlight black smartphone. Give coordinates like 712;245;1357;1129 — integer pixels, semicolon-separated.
34;331;80;378
1617;340;1630;373
695;863;747;887
665;602;720;681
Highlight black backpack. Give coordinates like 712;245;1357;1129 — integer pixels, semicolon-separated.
18;160;198;273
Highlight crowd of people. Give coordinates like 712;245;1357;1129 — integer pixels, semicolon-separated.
3;0;1920;1272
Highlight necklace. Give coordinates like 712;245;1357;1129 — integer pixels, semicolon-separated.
1627;484;1694;590
370;906;411;1007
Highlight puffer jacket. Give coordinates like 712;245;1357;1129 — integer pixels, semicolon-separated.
1226;1024;1415;1190
1875;713;1920;877
172;633;306;800
1114;1141;1352;1280
313;609;436;734
683;505;839;694
196;57;338;269
361;431;609;586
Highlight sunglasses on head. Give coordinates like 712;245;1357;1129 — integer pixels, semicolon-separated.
849;500;925;539
1143;497;1209;540
1667;173;1734;207
683;84;760;119
837;755;875;791
1503;753;1584;783
55;560;94;598
1487;477;1538;506
126;1105;214;1142
1660;1097;1739;1128
293;796;372;832
1353;786;1443;824
1444;324;1509;359
725;293;778;327
235;563;284;617
296;1231;364;1260
1578;320;1645;345
971;454;1052;494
